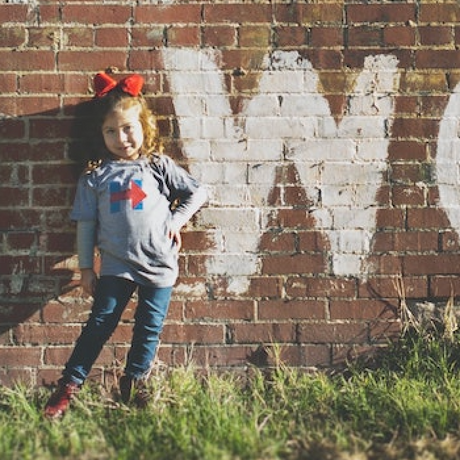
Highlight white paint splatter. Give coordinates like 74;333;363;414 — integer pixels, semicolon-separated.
163;48;399;290
436;81;460;240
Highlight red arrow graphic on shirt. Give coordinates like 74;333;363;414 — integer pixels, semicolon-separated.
110;181;147;209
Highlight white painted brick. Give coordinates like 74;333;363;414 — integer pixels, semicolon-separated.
212;185;253;206
202;117;226;138
248;163;279;184
321;185;355;207
243;95;281;116
206;254;259;276
246;140;284;161
286;139;356;161
222;232;263;252
247;184;276;206
349;94;394;117
177;117;201;139
211;140;247;161
332;254;363;277
198;208;260;231
322;162;386;185
332;208;375;229
329;229;371;252
245;117;317;139
337;116;386;138
257;71;308;93
182;140;211;162
279;94;330;117
356;139;390;161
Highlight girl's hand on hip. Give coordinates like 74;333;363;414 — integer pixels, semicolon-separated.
80;268;97;296
168;229;182;251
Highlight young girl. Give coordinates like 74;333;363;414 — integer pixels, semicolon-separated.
44;72;207;418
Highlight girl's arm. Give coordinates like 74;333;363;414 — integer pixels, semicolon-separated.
170;184;208;232
77;220;97;295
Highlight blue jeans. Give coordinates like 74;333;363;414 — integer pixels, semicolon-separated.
63;276;172;385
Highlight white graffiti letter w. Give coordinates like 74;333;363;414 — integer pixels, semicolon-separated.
163;48;399;292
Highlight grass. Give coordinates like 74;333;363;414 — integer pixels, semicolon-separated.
2;323;460;459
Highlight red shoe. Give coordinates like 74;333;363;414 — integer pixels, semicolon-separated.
44;380;80;419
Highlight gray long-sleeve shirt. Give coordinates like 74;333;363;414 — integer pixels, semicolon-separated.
70;154;207;287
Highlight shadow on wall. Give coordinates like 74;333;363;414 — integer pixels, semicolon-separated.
0;102;98;386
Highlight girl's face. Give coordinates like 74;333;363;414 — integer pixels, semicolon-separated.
102;104;144;161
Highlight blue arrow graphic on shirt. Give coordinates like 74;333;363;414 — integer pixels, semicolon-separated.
110;180;147;212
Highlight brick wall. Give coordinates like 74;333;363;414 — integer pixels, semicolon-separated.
1;0;460;386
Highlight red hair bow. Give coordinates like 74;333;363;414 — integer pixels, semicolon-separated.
94;72;144;98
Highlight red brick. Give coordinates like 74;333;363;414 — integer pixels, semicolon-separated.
14;324;81;345
0;73;16;93
204;4;272;23
298;322;368;344
373;231;438;253
1;96;60;117
285;276;357;298
275;26;307;47
274;4;343;24
258;299;326;320
238;24;272;48
311;27;344;47
248;277;283;298
347;4;415;24
441;230;460;252
0;120;26;141
388;140;427;162
419;4;460;23
404;254;460;276
62;5;131;25
185;300;255;321
395;96;419;115
419;26;453;46
162;324;225;344
135;5;202;24
0;50;55;71
203;26;237;47
58;51;127;71
63;27;93;47
0;5;28;22
29;119;72;140
359;276;427;299
392;185;425;207
167;26;200;47
229;323;296;344
0;347;41;366
430;276;460;297
128;50;163;72
330;299;397;321
416;50;460;69
38;5;60;23
0;187;29;207
262;253;326;275
348;26;382;47
131;27;164;48
0;256;41;276
0;209;42;229
383;26;415;47
95;28;129;48
391;118;439;140
407;208;450;229
0;27;25;47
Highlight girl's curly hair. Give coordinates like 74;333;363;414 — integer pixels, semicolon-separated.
83;88;162;171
